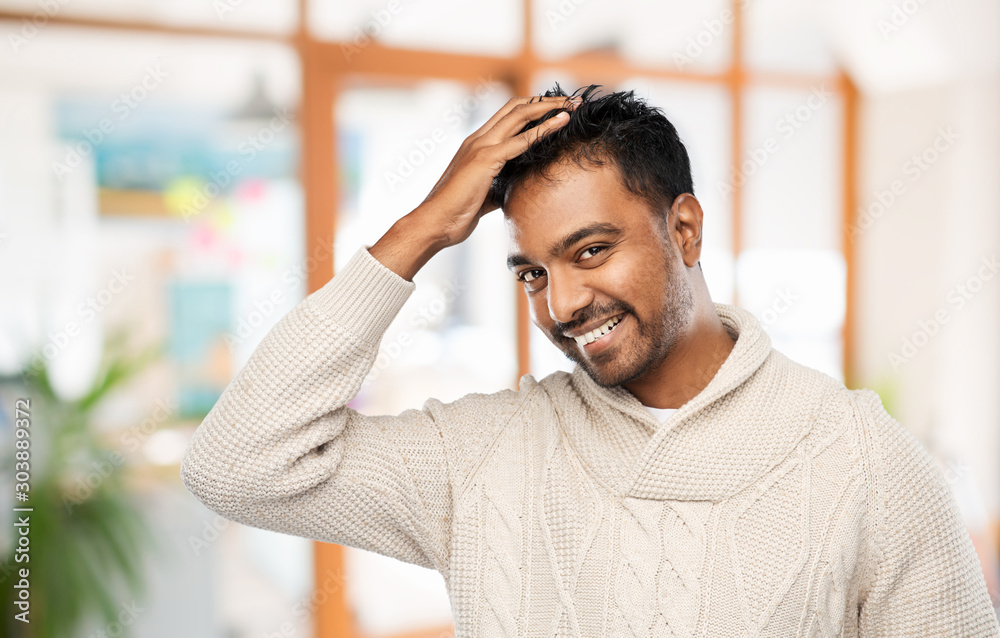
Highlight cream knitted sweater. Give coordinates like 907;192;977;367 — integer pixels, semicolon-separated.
181;246;1000;637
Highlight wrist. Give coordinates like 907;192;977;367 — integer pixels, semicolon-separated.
400;207;453;252
369;212;448;282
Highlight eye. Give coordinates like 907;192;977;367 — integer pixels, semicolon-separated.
517;268;544;282
579;245;607;261
516;268;546;291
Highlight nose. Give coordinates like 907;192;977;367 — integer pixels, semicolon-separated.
546;268;594;326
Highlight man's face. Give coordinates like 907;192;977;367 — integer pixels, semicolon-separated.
504;160;695;388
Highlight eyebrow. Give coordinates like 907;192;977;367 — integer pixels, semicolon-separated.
506;222;624;270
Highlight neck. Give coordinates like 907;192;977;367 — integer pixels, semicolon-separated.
622;302;736;409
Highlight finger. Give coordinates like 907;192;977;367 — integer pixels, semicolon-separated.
491;110;570;164
477;99;577;147
470;96;577;141
477;112;570;215
471;96;572;137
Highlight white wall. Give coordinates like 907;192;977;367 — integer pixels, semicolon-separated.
855;74;1000;518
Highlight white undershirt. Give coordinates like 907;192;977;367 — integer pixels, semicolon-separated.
643;405;679;424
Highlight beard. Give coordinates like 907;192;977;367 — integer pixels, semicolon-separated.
548;249;695;388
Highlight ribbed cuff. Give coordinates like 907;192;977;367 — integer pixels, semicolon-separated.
304;245;416;346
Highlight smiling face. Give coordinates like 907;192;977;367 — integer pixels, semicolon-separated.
504;159;696;388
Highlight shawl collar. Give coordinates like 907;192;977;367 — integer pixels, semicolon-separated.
540;302;826;501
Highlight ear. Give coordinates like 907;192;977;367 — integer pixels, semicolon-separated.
670;193;704;269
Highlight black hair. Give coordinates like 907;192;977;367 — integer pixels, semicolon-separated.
490;84;695;224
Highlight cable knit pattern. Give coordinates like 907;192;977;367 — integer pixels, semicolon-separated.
181;245;1000;637
729;452;810;631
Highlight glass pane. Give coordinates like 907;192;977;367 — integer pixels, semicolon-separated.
337;80;517;406
736;248;846;381
0;26;301;115
0;26;311;638
743;0;838;74
533;0;732;73
0;0;297;33
742;85;842;252
738;86;845;380
309;0;522;56
346;549;455;635
336;79;517;634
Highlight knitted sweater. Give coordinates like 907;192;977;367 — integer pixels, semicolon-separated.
181;246;1000;637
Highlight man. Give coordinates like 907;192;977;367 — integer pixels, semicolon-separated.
181;85;999;636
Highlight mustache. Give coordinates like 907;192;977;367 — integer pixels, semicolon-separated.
553;301;634;336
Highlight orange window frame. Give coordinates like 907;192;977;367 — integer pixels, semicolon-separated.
0;0;858;635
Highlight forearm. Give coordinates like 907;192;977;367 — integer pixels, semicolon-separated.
180;247;415;520
368;208;449;282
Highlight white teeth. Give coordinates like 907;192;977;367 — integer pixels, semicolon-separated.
573;314;622;346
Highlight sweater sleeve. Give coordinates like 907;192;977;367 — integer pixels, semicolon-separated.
853;389;1000;636
179;246;525;580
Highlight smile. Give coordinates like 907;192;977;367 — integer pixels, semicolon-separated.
573;314;623;346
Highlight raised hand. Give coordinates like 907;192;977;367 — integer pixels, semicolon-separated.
369;95;579;281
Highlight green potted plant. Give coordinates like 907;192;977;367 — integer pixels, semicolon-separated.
2;328;166;638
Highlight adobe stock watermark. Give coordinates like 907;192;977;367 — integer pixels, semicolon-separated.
877;0;932;41
213;0;241;19
672;0;754;71
51;61;169;182
383;75;497;192
188;513;232;556
6;0;73;55
23;268;136;379
176;106;293;222
223;235;335;348
847;126;958;243
365;278;466;383
62;397;177;514
717;84;833;201
942;459;972;486
757;288;800;327
0;556;17;585
887;255;999;370
544;0;591;30
79;598;144;638
340;0;411;61
259;568;349;638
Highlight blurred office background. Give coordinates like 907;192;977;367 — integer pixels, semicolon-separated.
0;0;997;636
